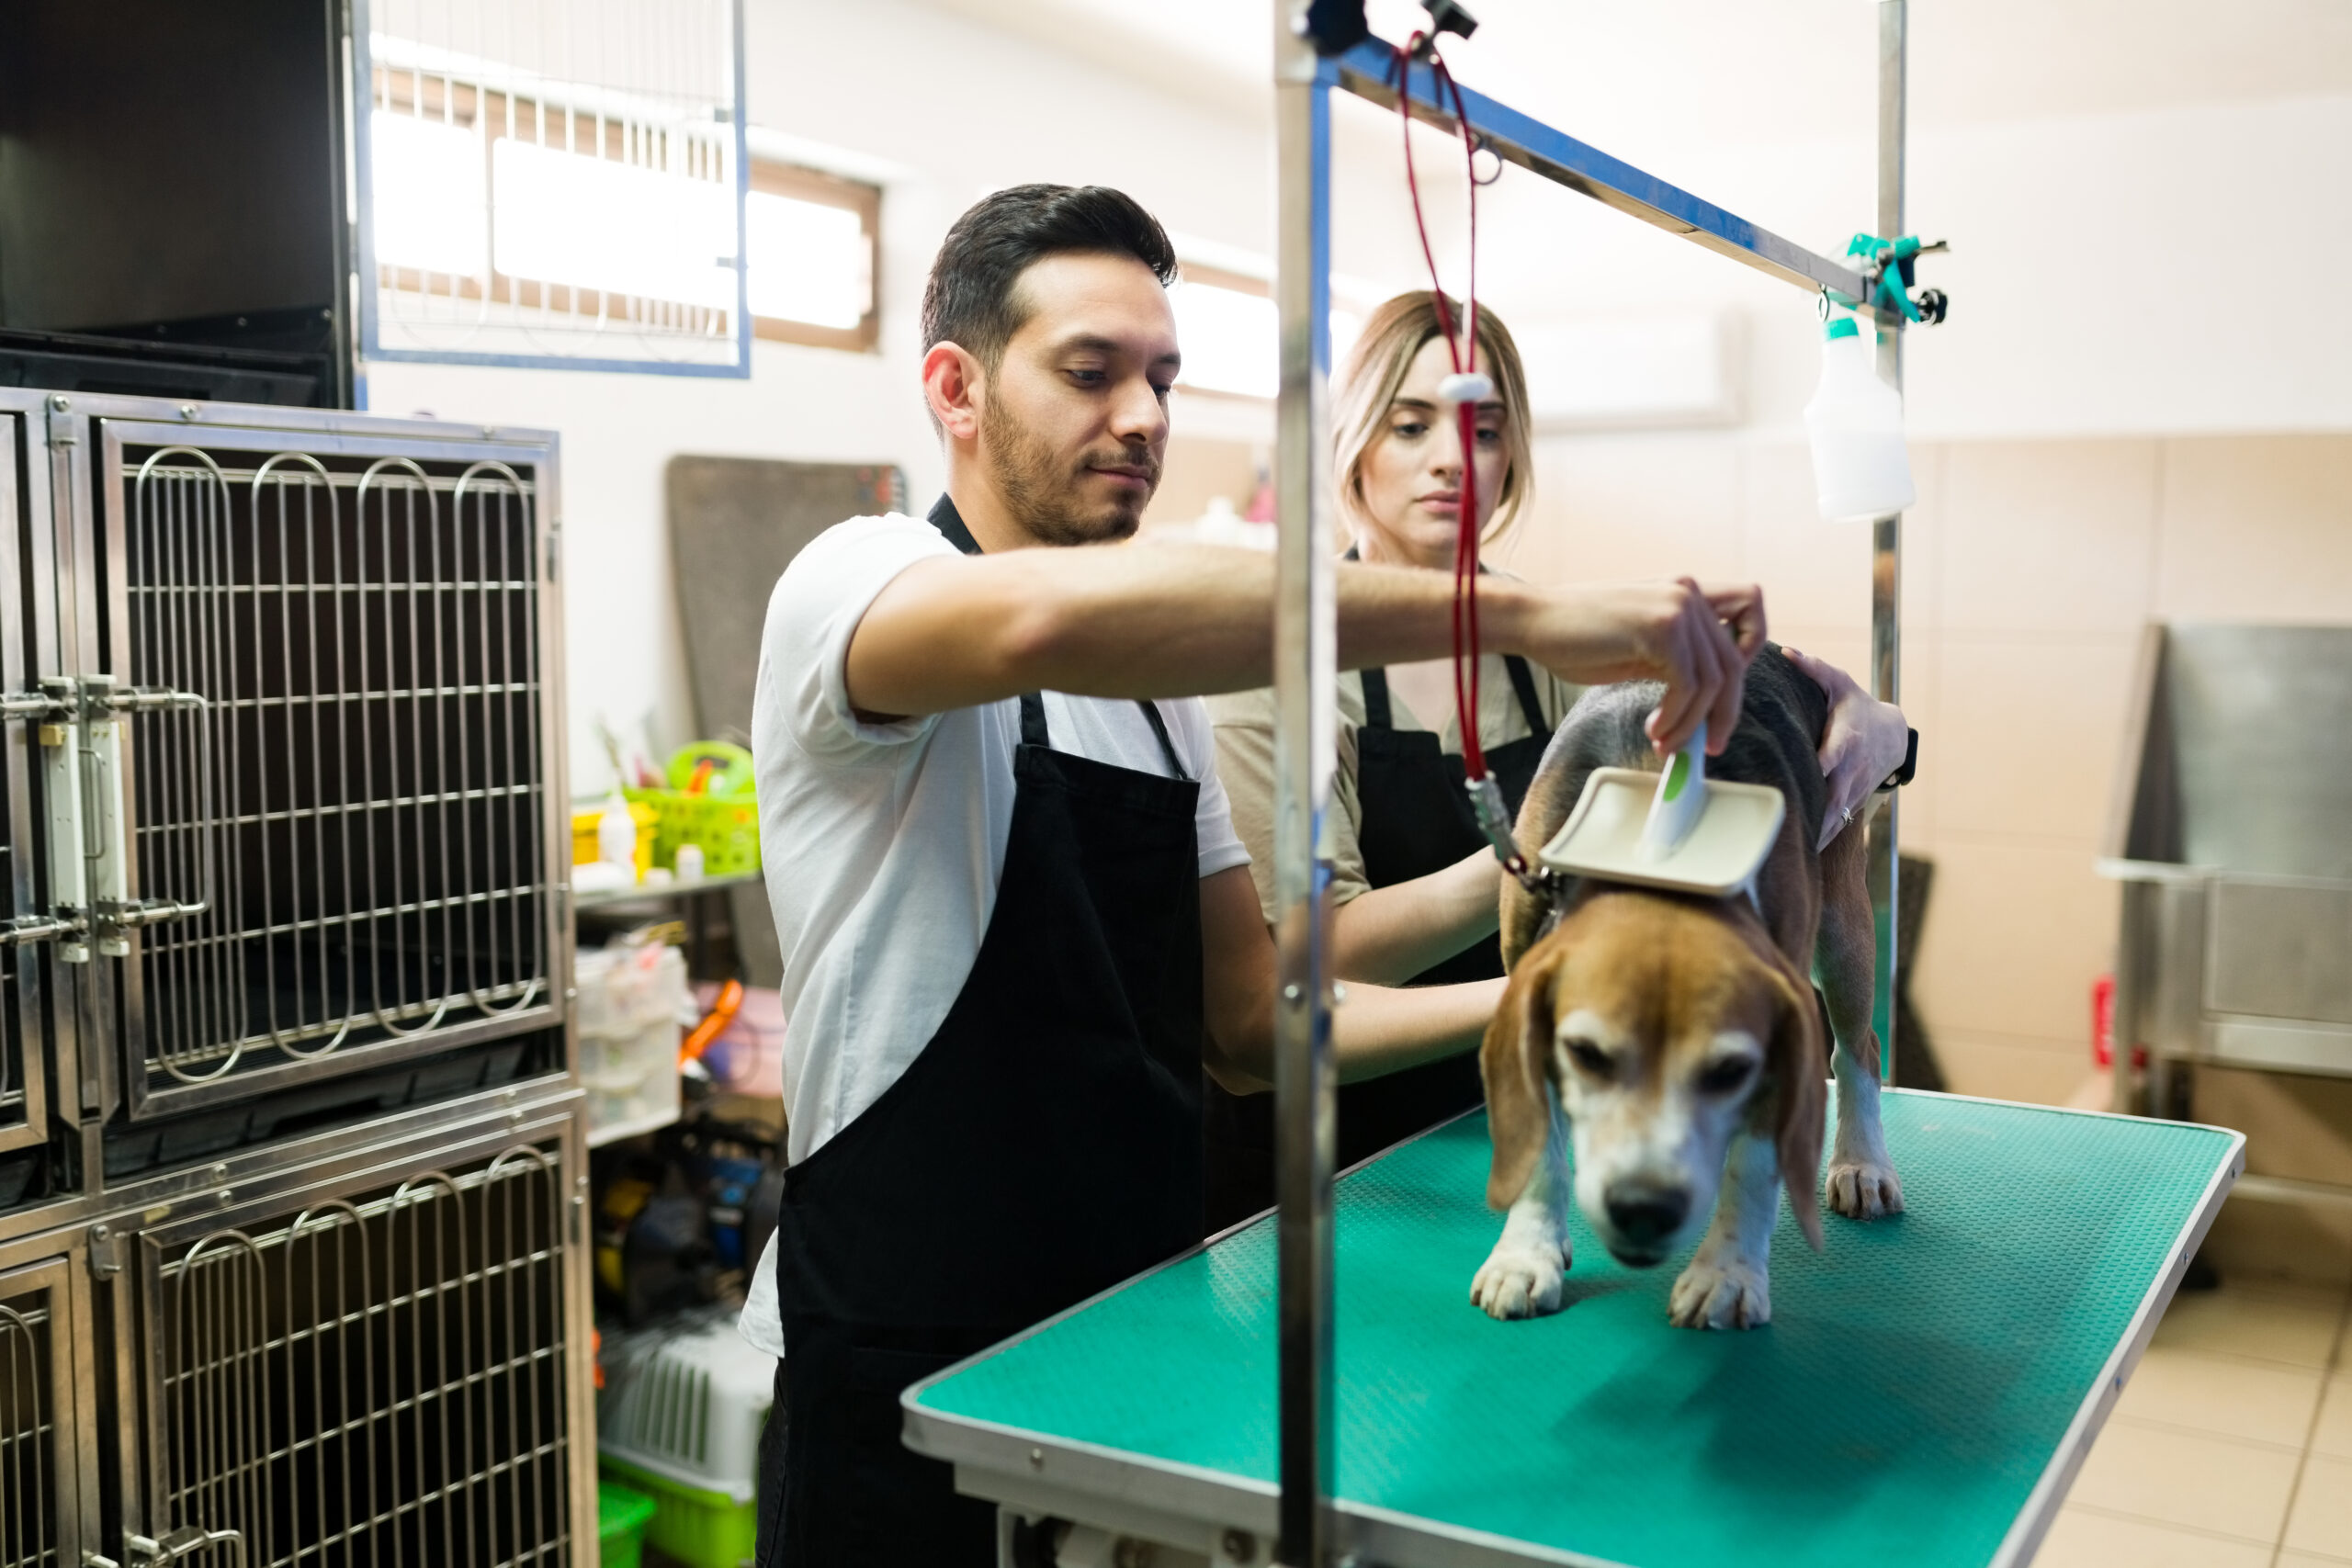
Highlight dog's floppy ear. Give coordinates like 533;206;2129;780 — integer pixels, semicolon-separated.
1482;939;1564;1210
1758;951;1828;1251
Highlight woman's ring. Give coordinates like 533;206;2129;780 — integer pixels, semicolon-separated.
1840;805;1857;826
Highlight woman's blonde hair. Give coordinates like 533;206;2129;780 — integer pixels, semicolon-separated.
1330;291;1534;550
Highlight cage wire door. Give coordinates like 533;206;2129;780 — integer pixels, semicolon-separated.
0;1247;96;1568
120;1131;588;1568
355;0;751;378
85;422;563;1122
0;412;53;1171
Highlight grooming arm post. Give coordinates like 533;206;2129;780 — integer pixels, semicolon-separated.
1869;0;1907;1082
1331;43;1873;305
1273;6;1340;1564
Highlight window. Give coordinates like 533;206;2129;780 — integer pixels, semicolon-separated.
366;82;878;361
1167;260;1363;401
746;162;879;353
359;0;752;375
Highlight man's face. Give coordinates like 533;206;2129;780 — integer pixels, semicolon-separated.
978;252;1180;546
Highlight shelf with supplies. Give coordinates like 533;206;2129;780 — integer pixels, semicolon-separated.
571;869;766;912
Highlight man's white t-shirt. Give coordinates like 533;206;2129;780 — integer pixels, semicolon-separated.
737;511;1249;1357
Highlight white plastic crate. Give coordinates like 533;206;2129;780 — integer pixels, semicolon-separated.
577;942;687;1145
598;1319;775;1503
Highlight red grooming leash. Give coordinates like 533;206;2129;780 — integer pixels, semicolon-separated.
1394;38;1543;888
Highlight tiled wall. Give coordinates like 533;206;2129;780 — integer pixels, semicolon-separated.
1499;432;2352;1106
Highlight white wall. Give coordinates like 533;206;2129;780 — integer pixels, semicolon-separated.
1444;90;2352;442
361;0;2352;800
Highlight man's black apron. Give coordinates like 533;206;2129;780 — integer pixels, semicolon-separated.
1203;652;1552;1231
760;498;1204;1567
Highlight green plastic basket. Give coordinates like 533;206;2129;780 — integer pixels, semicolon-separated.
624;787;761;878
597;1479;659;1568
600;1457;760;1568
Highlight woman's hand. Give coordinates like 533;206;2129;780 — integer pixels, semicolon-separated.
1510;577;1767;756
1781;645;1911;848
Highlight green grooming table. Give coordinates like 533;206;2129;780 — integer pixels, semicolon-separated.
905;1091;2242;1568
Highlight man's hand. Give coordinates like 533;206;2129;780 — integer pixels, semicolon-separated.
1498;577;1766;757
1781;645;1911;848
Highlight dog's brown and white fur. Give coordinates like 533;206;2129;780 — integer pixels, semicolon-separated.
1473;649;1903;1330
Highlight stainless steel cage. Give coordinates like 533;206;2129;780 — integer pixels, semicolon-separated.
0;411;55;1192
0;390;571;1149
96;426;560;1119
0;1229;96;1568
100;1103;594;1568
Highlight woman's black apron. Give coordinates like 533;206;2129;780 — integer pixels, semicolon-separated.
760;498;1204;1567
1202;654;1552;1232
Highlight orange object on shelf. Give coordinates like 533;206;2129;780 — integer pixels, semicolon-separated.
682;979;745;1066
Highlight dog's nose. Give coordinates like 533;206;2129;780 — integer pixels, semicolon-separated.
1604;1181;1690;1247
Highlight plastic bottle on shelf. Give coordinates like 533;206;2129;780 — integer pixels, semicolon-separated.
597;792;639;881
674;842;706;882
1804;315;1916;522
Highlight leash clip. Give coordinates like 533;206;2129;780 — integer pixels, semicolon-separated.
1466;773;1555;897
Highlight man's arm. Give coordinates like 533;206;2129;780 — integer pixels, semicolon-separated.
1196;865;1504;1097
845;540;1763;756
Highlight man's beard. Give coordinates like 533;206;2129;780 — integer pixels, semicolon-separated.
979;397;1159;547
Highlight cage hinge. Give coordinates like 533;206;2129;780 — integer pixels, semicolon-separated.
546;525;561;582
45;400;77;450
126;1528;243;1568
86;1222;126;1279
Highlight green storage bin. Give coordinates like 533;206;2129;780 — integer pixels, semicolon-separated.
601;1456;760;1568
623;787;761;878
597;1479;659;1568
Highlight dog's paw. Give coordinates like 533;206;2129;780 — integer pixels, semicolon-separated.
1826;1158;1906;1221
1469;1240;1568;1320
1668;1256;1771;1330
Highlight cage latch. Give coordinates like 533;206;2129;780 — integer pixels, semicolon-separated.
126;1529;243;1568
77;678;217;953
0;914;74;947
0;691;70;721
101;685;209;716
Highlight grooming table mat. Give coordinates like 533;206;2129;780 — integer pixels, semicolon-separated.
906;1091;2242;1568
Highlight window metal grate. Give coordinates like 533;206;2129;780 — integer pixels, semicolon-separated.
121;449;549;1099
159;1145;572;1568
0;1295;57;1568
361;0;747;375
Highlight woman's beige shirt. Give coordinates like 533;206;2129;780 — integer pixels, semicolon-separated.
1207;654;1580;924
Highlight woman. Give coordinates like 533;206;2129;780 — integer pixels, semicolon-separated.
1204;292;1908;1229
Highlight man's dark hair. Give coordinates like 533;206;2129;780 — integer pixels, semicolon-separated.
921;184;1179;370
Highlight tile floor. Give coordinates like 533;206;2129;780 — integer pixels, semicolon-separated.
2040;1274;2352;1566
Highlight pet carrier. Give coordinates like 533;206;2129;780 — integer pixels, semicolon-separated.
596;1318;772;1568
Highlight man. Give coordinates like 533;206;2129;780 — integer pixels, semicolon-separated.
743;183;1766;1566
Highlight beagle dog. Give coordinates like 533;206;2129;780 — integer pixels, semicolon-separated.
1472;647;1902;1331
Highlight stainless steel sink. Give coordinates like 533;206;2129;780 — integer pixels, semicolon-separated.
2104;623;2352;1104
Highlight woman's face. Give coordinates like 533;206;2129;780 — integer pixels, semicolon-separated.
1351;332;1510;570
